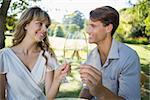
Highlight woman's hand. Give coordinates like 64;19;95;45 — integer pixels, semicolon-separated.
46;63;71;100
54;63;71;83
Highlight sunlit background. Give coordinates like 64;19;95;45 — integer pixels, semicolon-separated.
30;0;138;22
3;0;149;99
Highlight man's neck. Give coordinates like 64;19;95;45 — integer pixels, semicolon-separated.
97;37;112;65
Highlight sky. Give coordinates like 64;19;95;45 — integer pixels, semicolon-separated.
30;0;138;22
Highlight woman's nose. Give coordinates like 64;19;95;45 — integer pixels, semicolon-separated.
42;25;47;32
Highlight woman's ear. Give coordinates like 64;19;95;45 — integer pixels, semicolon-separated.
106;24;113;33
24;24;28;30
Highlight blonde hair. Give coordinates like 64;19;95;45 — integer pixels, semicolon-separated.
12;6;55;63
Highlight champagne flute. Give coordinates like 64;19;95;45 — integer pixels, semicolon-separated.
60;58;71;83
63;31;88;84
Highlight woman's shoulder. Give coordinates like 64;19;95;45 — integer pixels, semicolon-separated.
0;47;10;55
0;48;10;73
44;50;55;58
44;50;51;56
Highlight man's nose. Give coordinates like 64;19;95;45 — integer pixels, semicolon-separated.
86;26;92;35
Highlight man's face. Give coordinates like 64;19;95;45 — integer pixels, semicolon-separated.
86;19;109;44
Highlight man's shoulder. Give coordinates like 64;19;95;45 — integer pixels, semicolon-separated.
88;47;98;55
118;41;139;59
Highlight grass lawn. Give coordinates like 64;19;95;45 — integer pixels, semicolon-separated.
5;36;150;99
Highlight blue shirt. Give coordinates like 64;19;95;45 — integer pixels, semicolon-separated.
85;39;141;100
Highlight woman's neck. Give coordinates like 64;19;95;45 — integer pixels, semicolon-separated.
13;40;40;55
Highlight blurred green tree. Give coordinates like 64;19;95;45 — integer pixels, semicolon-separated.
63;10;85;31
54;25;64;37
0;0;40;48
116;0;150;44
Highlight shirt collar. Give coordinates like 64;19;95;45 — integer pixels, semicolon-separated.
103;39;120;67
107;38;120;60
85;39;120;69
85;47;102;70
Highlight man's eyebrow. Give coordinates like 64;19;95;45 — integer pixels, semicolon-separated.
90;23;95;27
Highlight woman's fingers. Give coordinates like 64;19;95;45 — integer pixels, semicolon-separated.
54;62;71;83
59;73;67;79
61;63;71;74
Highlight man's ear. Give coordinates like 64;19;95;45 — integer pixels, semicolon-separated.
106;24;113;33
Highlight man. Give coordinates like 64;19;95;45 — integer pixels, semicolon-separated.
79;6;141;100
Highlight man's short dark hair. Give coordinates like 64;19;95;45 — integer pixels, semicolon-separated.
90;6;119;36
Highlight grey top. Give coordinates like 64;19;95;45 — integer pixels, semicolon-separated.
84;39;141;100
0;48;59;100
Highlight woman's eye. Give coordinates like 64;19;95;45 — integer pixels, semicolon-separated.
39;22;42;26
46;25;49;28
36;22;42;26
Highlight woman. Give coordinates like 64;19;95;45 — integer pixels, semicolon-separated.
0;6;70;100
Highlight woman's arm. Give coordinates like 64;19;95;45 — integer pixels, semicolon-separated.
45;70;60;100
45;63;71;100
0;74;6;100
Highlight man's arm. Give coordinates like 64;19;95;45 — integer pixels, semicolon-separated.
118;53;141;99
95;85;124;100
79;88;93;99
80;64;124;100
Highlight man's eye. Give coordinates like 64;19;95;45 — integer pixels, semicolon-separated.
39;22;42;26
91;24;95;27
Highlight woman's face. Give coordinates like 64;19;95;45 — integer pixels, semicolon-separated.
24;18;49;42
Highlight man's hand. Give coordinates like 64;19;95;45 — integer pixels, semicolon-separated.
80;64;124;100
80;64;102;97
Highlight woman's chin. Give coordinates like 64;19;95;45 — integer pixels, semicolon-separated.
36;37;45;42
35;38;44;42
